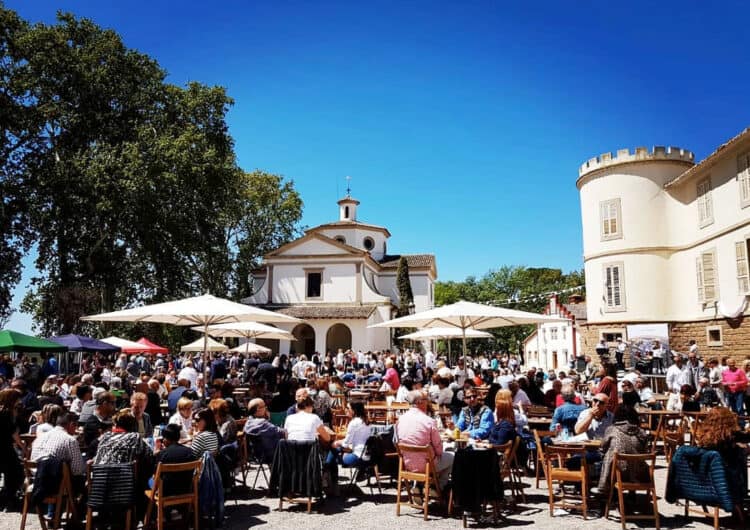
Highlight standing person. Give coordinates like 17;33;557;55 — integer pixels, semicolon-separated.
591;363;619;414
722;358;748;423
684;351;706;391
666;353;686;393
177;361;199;389
0;389;24;510
651;340;665;374
145;379;164;426
615;338;627;370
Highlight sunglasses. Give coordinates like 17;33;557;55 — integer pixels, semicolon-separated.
593;398;606;405
465;395;477;400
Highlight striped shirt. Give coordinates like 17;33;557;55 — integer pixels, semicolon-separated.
191;431;221;458
31;426;86;477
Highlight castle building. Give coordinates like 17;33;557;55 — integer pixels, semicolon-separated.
523;294;587;371
577;127;750;359
243;194;436;355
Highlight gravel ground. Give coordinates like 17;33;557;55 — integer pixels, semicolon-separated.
1;455;738;530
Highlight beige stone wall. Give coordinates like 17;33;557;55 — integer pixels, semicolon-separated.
578;318;750;364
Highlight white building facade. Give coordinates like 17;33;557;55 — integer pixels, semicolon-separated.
577;127;750;359
523;295;586;371
244;195;436;355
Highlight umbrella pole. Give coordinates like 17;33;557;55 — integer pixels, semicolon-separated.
448;340;451;366
462;327;467;367
203;324;209;380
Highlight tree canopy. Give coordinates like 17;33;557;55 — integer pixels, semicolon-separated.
1;7;303;343
435;266;585;355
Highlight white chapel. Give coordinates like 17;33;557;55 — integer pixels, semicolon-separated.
242;194;437;355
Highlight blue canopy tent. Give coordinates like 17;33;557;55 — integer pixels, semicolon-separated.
48;334;122;374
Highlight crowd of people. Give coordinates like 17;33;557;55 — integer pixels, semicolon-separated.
0;341;748;522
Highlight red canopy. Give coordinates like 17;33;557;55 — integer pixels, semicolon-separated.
136;337;169;354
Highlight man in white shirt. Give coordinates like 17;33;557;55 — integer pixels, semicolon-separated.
452;359;474;387
424;349;436;370
177;361;199;389
666;353;686;393
509;380;531;412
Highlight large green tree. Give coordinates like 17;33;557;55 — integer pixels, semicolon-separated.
435;266;585;354
2;7;303;343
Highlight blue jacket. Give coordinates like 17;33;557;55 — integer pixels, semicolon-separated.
665;445;747;513
198;451;225;523
456;405;494;440
551;402;586;432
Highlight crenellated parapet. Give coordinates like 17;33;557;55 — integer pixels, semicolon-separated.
578;145;694;179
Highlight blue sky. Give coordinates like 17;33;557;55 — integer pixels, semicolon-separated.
5;0;750;333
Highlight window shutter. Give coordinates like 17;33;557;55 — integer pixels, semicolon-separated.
608;202;618;234
605;265;613;307
696;256;705;302
739;152;750;204
612;265;621;306
600;202;610;237
702;251;717;301
736;241;749;294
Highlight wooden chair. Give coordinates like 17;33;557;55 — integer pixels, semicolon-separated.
527;405;553;418
235;430;249;484
493;438;525;503
85;461;137;530
604;452;660;530
144;460;202;530
20;460;78;530
366;401;389;424
545;444;589;519
395;443;444;520
533;429;556;489
663;427;685;465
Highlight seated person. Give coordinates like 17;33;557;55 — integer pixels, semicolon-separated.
244;398;285;463
284;395;333;444
153;424;197;496
550;384;587;437
667;384;700;413
325;402;371;486
454;387;493;440
489;394;528;465
592;405;649;496
635;377;657;408
574;393;614;440
620;379;641;408
696;377;721;408
395;390;454;489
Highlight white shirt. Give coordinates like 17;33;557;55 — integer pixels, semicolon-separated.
169;412;192;439
178;366;199;389
453;367;474;386
424;351;436;369
666;364;686;393
512;389;531;410
284;411;323;442
342;417;371;458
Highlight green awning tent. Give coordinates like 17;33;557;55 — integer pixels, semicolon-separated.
0;330;68;353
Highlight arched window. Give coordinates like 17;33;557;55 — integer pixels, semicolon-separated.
363;236;374;251
335;236;346;244
344;206;349;219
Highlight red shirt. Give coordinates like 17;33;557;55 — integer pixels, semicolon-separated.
722;368;748;393
383;367;400;390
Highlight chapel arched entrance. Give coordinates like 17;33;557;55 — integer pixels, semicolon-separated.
291;324;315;356
326;323;352;353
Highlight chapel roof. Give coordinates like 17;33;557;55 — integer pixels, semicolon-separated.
306;220;391;237
261;304;379;319
378;254;436;269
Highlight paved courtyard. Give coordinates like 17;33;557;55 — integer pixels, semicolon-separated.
2;454;738;530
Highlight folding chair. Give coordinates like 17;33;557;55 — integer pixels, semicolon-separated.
604;452;660;530
341;436;383;496
395;443;445;521
494;437;526;503
85;461;137;530
533;429;556;488
144;460;201;530
20;460;78;530
246;435;271;490
545;444;590;519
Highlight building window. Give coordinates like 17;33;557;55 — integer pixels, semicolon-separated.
334;235;346;244
363;236;374;251
306;270;323;298
739;150;750;208
696;249;718;304
562;327;567;340
697;177;714;227
599;198;622;241
706;326;723;347
736;240;750;294
344;206;350;219
550;328;558;340
603;262;626;312
602;331;624;343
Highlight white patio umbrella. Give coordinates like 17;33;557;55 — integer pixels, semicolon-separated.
398;327;493;364
81;294;301;374
371;300;565;363
181;336;228;352
194;321;293;356
228;342;271;354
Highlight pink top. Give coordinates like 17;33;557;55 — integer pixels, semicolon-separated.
395;408;442;472
383;367;400;390
721;367;748;393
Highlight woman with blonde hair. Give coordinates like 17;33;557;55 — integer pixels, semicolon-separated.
169;396;194;438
